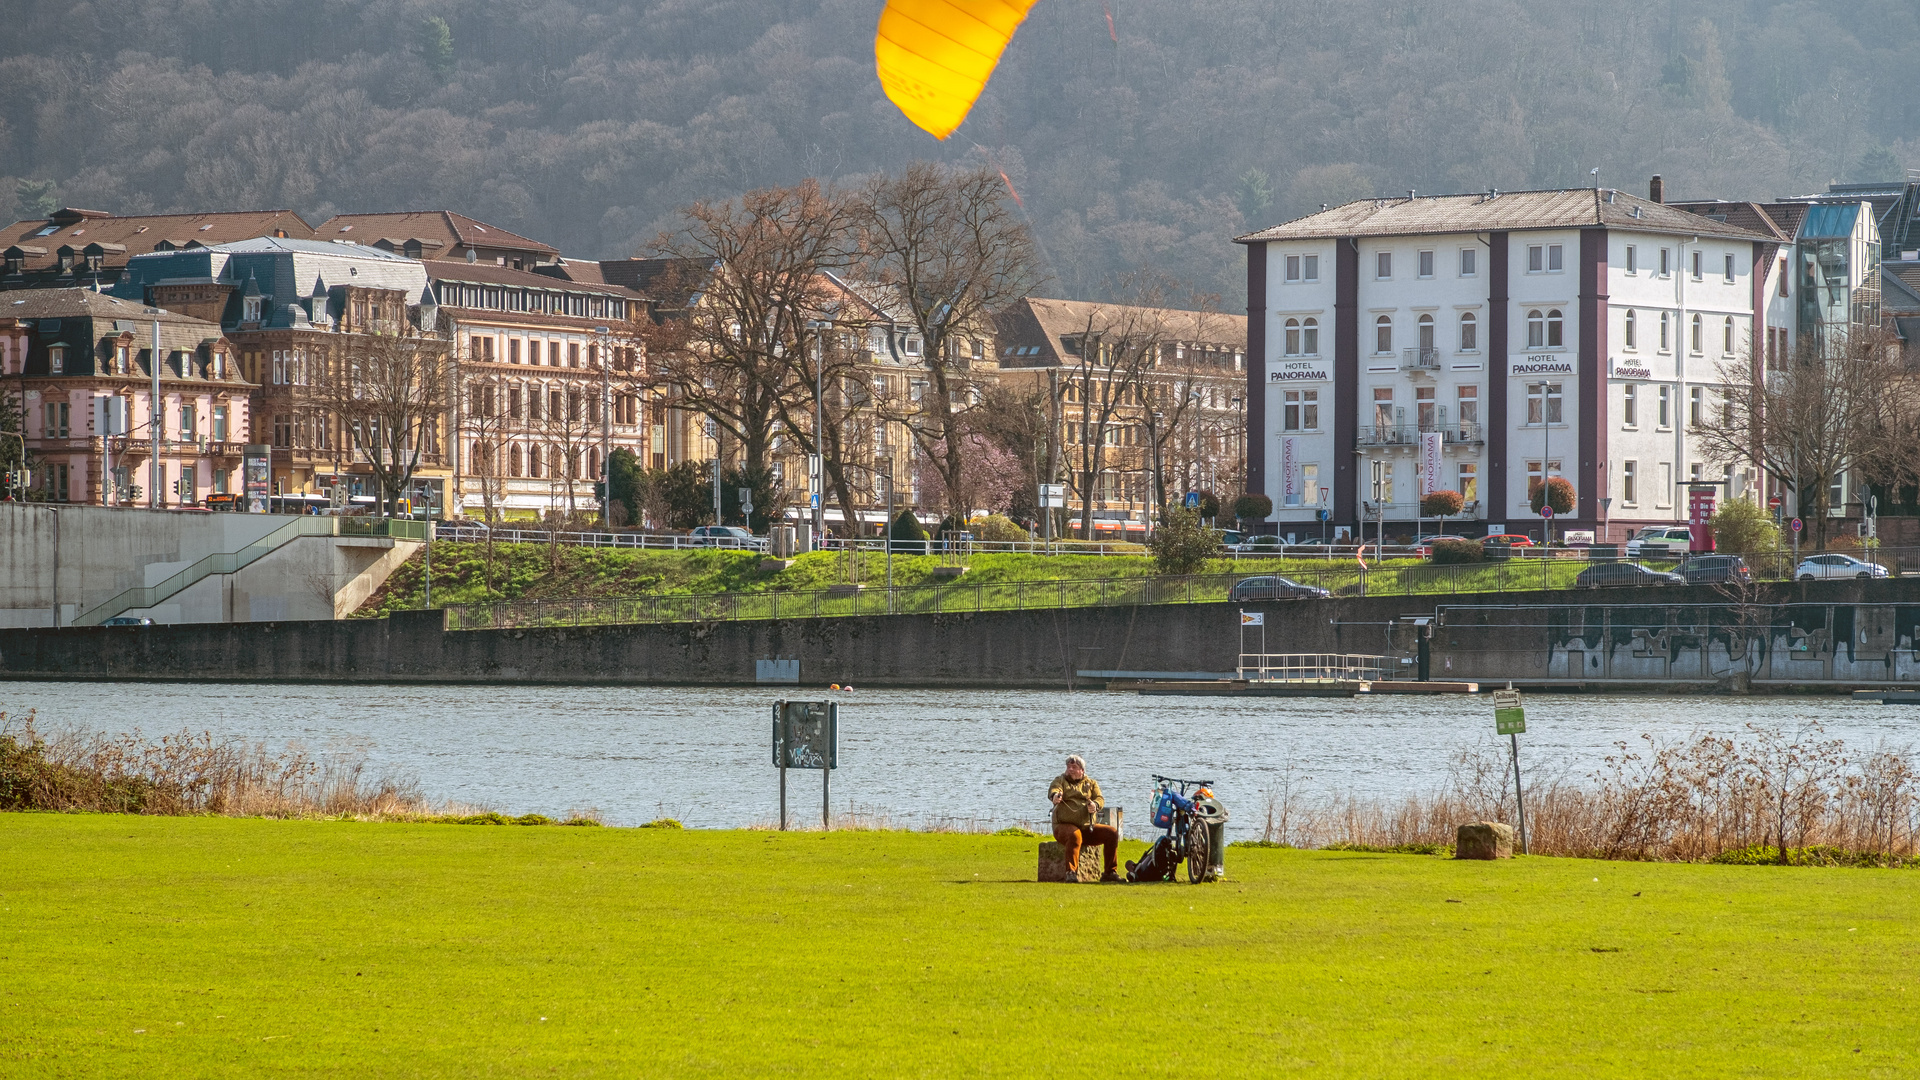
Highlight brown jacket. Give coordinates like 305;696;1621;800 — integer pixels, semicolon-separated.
1048;772;1104;827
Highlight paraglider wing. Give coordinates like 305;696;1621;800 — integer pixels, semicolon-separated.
875;0;1041;140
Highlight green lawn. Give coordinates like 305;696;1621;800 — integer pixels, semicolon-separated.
4;817;1913;1077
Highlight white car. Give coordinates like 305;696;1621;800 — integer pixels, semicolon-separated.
1795;553;1889;580
1625;525;1694;558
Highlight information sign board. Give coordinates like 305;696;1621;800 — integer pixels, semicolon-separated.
1492;688;1526;735
772;700;837;770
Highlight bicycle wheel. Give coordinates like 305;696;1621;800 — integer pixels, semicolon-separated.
1183;816;1211;883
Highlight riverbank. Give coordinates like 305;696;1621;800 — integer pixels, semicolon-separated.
4;816;1911;1078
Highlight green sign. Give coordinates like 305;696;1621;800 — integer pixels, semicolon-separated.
1492;689;1526;735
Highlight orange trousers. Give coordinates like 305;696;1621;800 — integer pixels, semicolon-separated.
1051;822;1120;875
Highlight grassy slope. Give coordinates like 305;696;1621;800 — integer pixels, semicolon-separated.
356;543;1578;616
4;817;1913;1078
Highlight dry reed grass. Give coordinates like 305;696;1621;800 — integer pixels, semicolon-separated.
0;710;450;820
1253;725;1920;864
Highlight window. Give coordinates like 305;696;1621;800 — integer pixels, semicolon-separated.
1724;253;1736;283
1690;462;1704;483
1459;312;1477;351
1416;385;1436;429
1723;316;1735;355
243;296;262;322
1416;313;1435;352
1456;385;1478;428
1418;250;1434;278
1376;252;1391;279
1372;387;1394;431
47;345;64;374
1285;255;1301;281
1283;389;1318;431
1458;462;1478;502
1778;258;1789;297
1659;248;1671;277
1690;313;1703;353
904;336;923;357
1548;244;1563;271
1546;309;1563;348
1460;248;1477;277
1625;245;1637;274
1528;245;1544;272
1303;254;1319;281
568;343;581;368
1524;459;1563;496
43;401;69;437
115;345;129;374
1525;382;1563;425
1659;312;1671;351
180;405;197;441
1284;318;1301;356
1374;315;1392;354
1689;387;1703;427
1301;318;1319;355
213;406;228;441
1691;250;1703;280
1301;463;1320;503
1622;384;1637;427
1526;309;1545;348
1657;385;1671;428
1624;309;1637;349
1622;461;1637;505
508;339;521;364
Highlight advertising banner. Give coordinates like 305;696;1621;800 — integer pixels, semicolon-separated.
1420;432;1443;496
1280;437;1297;505
1688;486;1717;553
242;444;271;513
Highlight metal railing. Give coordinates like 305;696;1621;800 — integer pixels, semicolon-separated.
1402;347;1442;372
1237;653;1387;682
1358;423;1484;446
432;524;1146;556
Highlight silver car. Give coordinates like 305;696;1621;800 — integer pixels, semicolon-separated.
1794;553;1889;580
1625;525;1695;558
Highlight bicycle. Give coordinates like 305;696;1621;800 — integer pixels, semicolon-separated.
1127;774;1222;884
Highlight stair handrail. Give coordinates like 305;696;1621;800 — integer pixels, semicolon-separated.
71;517;338;626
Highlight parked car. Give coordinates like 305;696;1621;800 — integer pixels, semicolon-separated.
1229;575;1331;601
1676;554;1752;585
1795;553;1890;580
1625;525;1695;558
689;525;766;551
1229;535;1284;554
1574;561;1684;588
103;616;155;626
1217;530;1247;548
1481;533;1537;547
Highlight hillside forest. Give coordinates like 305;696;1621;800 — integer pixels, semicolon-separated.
3;0;1917;306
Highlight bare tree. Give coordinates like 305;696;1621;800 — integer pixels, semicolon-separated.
314;328;452;516
640;181;856;495
857;162;1041;526
462;371;512;591
1696;326;1919;551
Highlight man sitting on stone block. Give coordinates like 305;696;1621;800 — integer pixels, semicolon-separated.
1049;755;1122;883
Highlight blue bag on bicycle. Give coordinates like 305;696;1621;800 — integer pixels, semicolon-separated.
1151;790;1177;829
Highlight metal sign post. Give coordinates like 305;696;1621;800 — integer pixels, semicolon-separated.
773;700;837;830
1492;685;1528;854
1791;516;1803;572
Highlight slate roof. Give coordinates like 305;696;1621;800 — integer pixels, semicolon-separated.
1238;188;1775;244
111;239;430;330
313;211;558;261
1;287;239;379
429;260;636;298
534;257;714;302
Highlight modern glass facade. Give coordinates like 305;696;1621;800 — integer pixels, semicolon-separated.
1795;202;1882;356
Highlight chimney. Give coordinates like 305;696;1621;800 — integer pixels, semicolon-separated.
1648;175;1665;204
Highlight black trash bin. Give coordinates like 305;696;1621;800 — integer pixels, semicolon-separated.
1192;796;1230;881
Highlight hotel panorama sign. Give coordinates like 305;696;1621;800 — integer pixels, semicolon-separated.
1509;353;1575;377
1269;359;1332;383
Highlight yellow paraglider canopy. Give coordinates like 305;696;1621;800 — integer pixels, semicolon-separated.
875;0;1041;140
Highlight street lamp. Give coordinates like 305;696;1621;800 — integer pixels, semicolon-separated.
595;325;611;524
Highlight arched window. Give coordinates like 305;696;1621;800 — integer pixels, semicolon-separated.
1302;317;1319;355
1375;315;1392;354
1624;309;1637;349
1417;313;1435;352
1526;310;1544;349
1459;312;1477;351
1284;317;1301;357
1690;313;1703;353
1660;312;1671;350
529;444;544;479
509;443;524;477
1723;316;1735;354
1546;309;1564;348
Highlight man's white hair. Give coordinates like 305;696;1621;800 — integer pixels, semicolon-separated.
1065;754;1086;770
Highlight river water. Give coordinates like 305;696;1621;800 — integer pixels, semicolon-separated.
5;682;1915;835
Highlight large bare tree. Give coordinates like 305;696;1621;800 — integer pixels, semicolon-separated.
856;162;1041;526
314;327;453;516
1695;326;1919;551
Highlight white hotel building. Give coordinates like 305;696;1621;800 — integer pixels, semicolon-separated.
1236;183;1779;542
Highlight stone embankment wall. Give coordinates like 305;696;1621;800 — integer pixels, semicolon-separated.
0;579;1912;689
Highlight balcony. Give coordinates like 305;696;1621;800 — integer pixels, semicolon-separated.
1402;347;1442;374
1358;423;1484;447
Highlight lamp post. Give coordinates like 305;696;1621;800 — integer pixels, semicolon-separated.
595;325;611;525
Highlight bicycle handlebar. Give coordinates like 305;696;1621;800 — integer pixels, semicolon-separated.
1151;774;1215;788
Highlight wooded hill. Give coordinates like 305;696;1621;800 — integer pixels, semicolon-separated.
3;0;1914;307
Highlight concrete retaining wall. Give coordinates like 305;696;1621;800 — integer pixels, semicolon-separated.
0;577;1913;689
